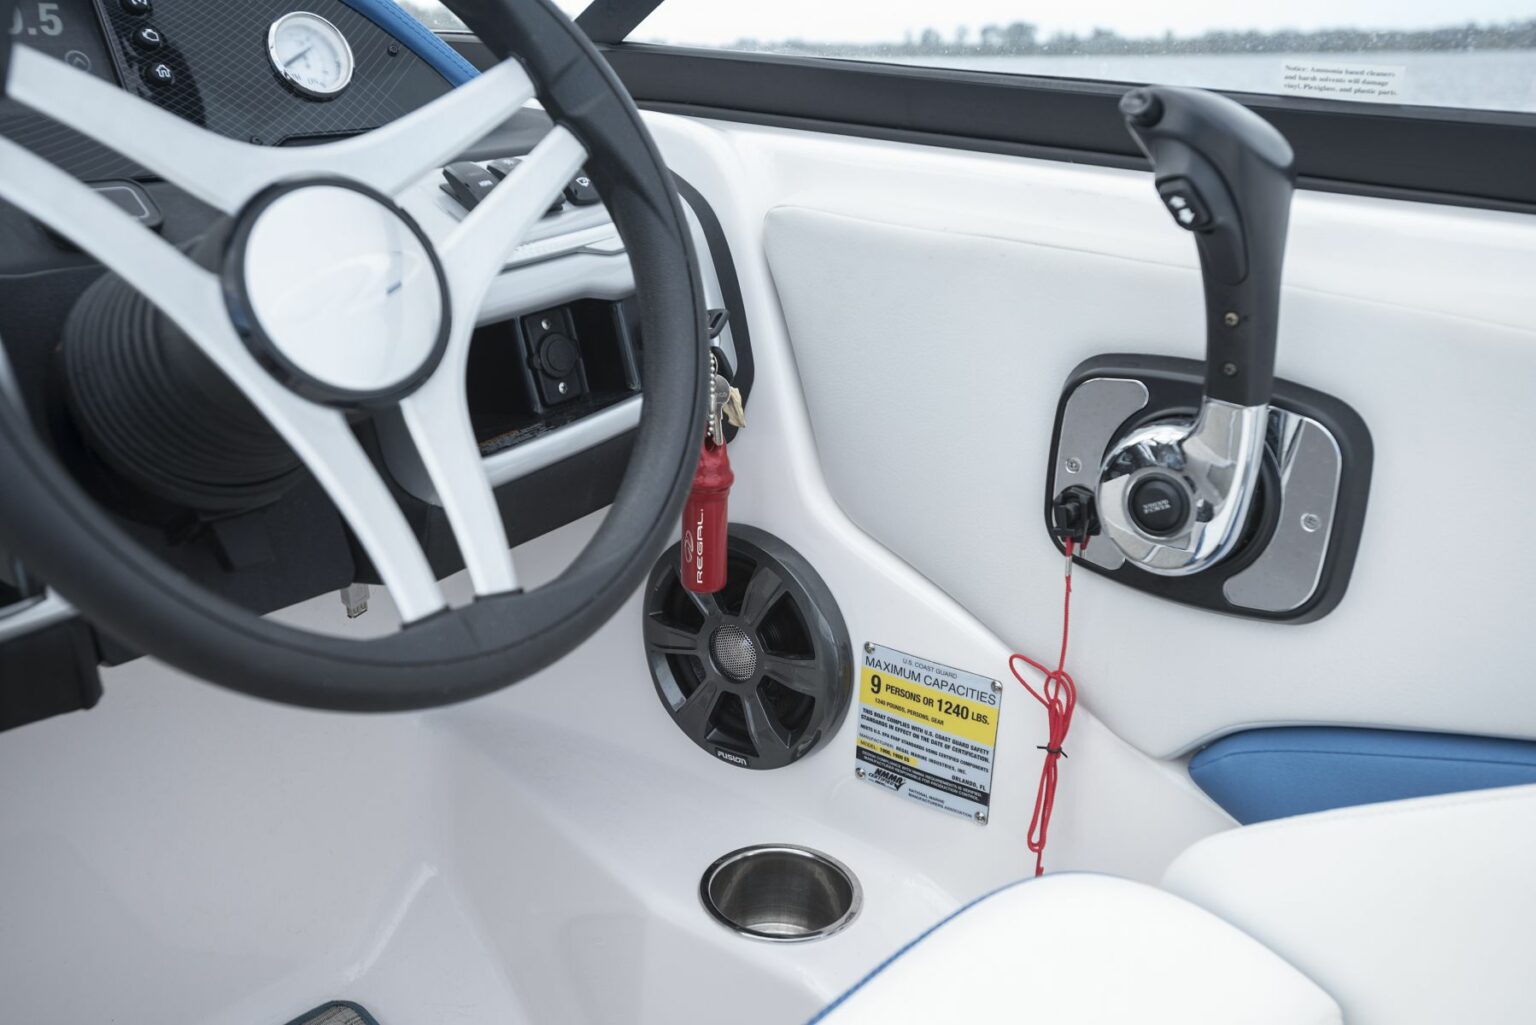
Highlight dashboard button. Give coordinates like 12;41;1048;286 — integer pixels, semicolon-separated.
120;0;152;14
133;26;164;51
442;161;498;210
563;172;600;206
536;334;580;378
1129;475;1189;536
489;158;564;216
143;62;175;87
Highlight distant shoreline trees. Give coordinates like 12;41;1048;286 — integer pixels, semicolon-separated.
723;20;1536;58
390;4;1536;59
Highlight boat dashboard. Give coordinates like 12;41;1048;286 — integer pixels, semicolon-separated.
0;1;741;653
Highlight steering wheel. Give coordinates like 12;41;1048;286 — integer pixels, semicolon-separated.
0;0;708;710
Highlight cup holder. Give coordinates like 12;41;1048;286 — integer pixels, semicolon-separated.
700;845;861;942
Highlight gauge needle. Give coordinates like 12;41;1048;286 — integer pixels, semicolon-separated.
283;46;313;68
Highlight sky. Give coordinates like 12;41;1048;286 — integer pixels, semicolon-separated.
628;0;1536;46
407;1;1536;46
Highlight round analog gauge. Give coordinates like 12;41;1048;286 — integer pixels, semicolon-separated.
267;12;355;99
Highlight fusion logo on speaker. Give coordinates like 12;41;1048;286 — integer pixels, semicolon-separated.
714;748;749;767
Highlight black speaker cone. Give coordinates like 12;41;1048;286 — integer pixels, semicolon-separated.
643;526;852;770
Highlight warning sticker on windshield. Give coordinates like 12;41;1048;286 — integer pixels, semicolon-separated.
854;643;1001;822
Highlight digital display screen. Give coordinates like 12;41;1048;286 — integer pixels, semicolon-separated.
6;0;116;82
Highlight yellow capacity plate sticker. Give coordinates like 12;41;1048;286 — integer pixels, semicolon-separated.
854;643;1001;822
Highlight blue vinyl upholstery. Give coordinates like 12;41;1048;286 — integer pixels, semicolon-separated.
1189;726;1536;824
337;0;480;85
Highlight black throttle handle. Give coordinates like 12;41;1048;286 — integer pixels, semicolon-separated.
1121;87;1296;408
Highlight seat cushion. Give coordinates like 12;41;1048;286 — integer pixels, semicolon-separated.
811;874;1340;1025
1189;726;1536;824
1164;782;1536;1025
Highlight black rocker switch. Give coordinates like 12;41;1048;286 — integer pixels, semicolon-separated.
442;161;498;211
563;171;600;206
486;158;565;216
1156;178;1212;231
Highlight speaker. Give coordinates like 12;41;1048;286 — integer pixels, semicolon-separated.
643;525;852;770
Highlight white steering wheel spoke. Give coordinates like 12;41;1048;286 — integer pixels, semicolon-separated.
6;46;538;214
398;365;518;596
0;135;449;624
387;127;588;598
439;127;590;314
2;45;591;621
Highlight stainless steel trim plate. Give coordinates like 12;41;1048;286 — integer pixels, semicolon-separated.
1046;357;1371;622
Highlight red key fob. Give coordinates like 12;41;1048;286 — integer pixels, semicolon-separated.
682;440;734;593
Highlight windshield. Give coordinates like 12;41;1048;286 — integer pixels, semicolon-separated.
631;0;1536;113
395;1;591;32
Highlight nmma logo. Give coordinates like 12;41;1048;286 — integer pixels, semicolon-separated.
869;767;905;791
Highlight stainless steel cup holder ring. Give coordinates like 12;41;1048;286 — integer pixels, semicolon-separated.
700;844;862;942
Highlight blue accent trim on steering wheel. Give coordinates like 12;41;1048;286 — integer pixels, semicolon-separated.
336;0;480;86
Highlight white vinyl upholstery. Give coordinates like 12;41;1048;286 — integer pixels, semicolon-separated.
1164;783;1536;1025
812;874;1340;1025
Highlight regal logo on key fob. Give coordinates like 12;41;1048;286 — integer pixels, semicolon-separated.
682;441;733;593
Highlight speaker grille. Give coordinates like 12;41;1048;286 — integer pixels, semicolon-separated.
643;526;852;770
711;624;761;680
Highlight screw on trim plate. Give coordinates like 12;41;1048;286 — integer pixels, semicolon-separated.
974;810;988;824
991;679;1003;693
1064;457;1082;474
1223;311;1241;327
863;642;875;654
1221;362;1238;377
1300;512;1322;533
855;767;866;779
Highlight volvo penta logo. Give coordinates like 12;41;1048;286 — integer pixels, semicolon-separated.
1141;498;1174;514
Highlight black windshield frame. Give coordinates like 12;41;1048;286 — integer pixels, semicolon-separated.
446;7;1536;213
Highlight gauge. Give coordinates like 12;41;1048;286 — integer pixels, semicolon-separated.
267;12;355;99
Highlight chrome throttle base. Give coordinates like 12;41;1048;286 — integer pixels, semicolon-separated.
1098;399;1269;577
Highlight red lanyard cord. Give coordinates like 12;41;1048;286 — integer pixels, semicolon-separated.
1008;538;1080;876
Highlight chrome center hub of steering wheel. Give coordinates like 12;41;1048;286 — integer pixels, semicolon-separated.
224;180;449;407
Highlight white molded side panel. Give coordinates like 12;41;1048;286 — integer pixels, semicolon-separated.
677;117;1536;758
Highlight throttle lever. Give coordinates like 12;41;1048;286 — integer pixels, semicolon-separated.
1096;87;1296;577
1120;86;1295;407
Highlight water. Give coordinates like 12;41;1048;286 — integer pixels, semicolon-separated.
870;50;1536;114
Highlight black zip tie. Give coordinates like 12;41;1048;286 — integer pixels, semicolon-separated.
1037;745;1068;757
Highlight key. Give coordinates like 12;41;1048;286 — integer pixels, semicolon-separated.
708;372;730;447
722;385;746;430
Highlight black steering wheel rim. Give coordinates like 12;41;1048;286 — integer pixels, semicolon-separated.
0;0;709;710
